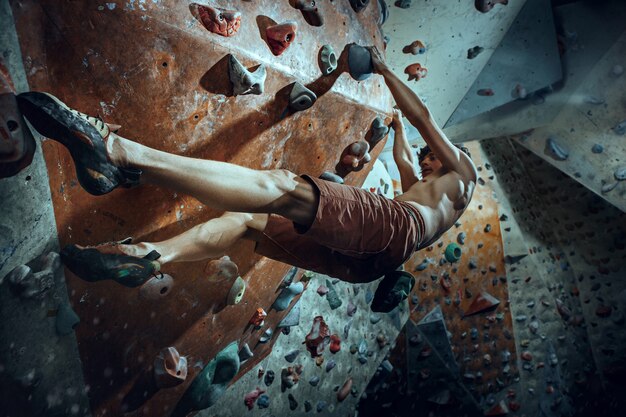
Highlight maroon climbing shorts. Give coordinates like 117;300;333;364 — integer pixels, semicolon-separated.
254;175;425;282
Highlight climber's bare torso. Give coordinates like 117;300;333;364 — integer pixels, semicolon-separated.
395;153;476;249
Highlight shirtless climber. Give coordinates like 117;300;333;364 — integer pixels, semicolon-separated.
15;47;476;312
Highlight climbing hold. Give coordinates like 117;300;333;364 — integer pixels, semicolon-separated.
584;95;604;105
316;401;327;412
266;22;297;56
371;270;415;313
613;120;626;135
513;84;527;99
475;0;509;13
319;44;338;75
369;116;389;146
55;301;80;335
319;171;344;184
294;0;323;26
544;137;569;161
205;256;238;281
244;387;265;410
601;182;618;194
317;284;329;296
347;301;357;317
6;252;59;299
325;279;342;310
348;44;373;81
484;223;492;233
154;347;187;389
477;88;495;96
403;40;426;55
257;394;270;409
288;393;298;410
289;82;317;112
228;55;266;96
259;328;273;343
304;400;312;412
341;140;371;169
304;315;330;357
350;0;370;13
325;359;336;372
591;144;604;154
404;63;428;81
189;3;241;37
377;0;389;25
370;313;382;324
281;366;300;389
464;292;500;317
395;0;411;8
614;167;626;181
273;281;304;311
457;232;466;245
0;92;36;179
444;243;462;263
238;343;254;362
309;376;320;386
329;334;341;353
467;45;484;59
376;333;387;348
285;349;300;363
264;370;275;386
226;276;246;305
278;299;301;328
139;273;174;300
249;308;267;327
171;341;239;417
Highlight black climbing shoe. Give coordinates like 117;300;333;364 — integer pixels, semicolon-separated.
61;242;161;288
16;91;141;195
371;270;415;313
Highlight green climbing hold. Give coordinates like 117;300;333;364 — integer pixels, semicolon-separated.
444;243;462;263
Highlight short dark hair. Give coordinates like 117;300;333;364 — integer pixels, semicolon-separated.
417;144;471;163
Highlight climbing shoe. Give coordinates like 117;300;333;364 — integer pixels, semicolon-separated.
16;91;141;195
370;270;415;313
61;240;161;288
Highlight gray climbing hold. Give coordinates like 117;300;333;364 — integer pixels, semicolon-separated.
395;0;411;9
457;232;466;245
304;400;312;411
369;313;381;324
259;328;273;343
238;343;254;362
289;82;317;112
348;44;373;81
171;341;240;417
347;301;357;317
6;252;59;299
467;45;484;59
309;375;320;386
319;171;344;184
284;349;300;363
278;299;301;327
365;289;374;304
273;281;304;311
228;54;266;96
55;301;80;335
369;116;389;146
325;359;336;372
614;166;626;181
612;120;626;135
325;279;342;310
316;400;327;412
226;276;246;305
591;144;604;154
319;44;338;75
602;182;618;194
544;137;569;161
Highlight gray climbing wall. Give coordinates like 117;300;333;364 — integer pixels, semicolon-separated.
0;0;91;415
199;272;408;417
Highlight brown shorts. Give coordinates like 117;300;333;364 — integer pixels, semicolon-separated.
254;175;425;282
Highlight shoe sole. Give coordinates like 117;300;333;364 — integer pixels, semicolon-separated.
17;92;121;195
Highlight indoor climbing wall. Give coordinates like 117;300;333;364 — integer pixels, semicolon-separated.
512;30;626;211
445;0;626;143
9;1;393;416
381;0;527;143
197;271;408;417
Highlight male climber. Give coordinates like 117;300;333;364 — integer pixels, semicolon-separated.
16;47;476;312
